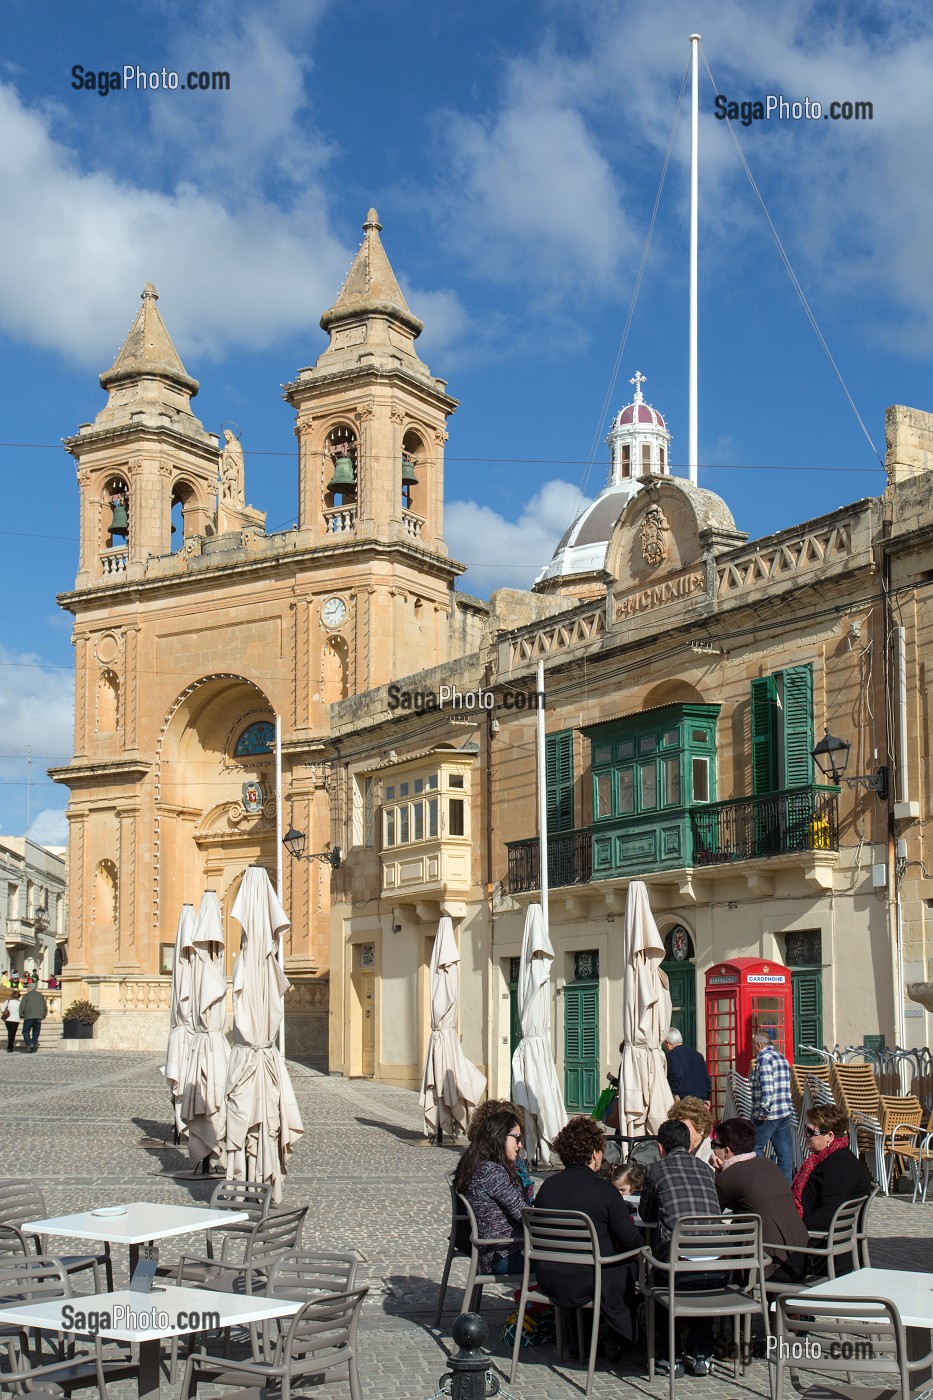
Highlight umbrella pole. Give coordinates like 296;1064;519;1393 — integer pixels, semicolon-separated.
275;714;285;1059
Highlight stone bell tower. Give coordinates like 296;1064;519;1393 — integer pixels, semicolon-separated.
286;209;456;558
69;283;261;590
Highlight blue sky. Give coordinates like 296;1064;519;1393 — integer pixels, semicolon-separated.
1;0;930;841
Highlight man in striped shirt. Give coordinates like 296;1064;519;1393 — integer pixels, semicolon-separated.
749;1030;795;1181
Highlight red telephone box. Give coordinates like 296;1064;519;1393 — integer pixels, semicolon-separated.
704;958;792;1115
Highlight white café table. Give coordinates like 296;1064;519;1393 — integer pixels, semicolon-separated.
800;1267;933;1380
21;1202;250;1274
0;1284;301;1400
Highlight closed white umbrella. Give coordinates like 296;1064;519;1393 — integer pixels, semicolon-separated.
161;902;196;1141
619;880;674;1136
510;902;568;1164
419;917;486;1140
224;865;303;1203
180;890;230;1170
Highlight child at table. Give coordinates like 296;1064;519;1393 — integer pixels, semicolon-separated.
606;1162;645;1211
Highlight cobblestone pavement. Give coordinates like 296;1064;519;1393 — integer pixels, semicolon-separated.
3;1047;933;1399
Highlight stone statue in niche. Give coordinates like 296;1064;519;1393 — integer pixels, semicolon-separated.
221;429;245;507
640;504;670;567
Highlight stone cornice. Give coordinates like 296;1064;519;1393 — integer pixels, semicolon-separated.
63;422;219;459
57;536;467;611
283;364;459;414
48;758;152;786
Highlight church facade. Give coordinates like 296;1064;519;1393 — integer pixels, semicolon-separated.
53;212;933;1096
52;211;484;1051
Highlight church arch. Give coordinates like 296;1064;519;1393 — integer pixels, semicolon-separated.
170;476;202;552
101;474;129;552
153;674;276;937
401;428;426;513
323;423;358;511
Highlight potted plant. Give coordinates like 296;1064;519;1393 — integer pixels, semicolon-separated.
62;999;101;1040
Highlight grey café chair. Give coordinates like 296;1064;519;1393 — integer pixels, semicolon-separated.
0;1179;113;1292
0;1255;136;1399
641;1212;770;1400
180;1287;369;1400
256;1248;359;1361
434;1174;469;1327
763;1195;869;1305
457;1193;523;1317
773;1293;922;1400
510;1206;643;1399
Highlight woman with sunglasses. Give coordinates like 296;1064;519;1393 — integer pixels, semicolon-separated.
792;1102;872;1235
454;1109;531;1275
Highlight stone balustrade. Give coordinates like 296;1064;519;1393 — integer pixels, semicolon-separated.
322;505;357;533
100;548;129;575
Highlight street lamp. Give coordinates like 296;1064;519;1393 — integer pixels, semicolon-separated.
282;827;342;869
811;729;888;798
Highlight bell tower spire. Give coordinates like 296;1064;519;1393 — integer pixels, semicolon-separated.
285;208;458;558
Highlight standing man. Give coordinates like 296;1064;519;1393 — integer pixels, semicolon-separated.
749;1030;794;1181
662;1028;712;1104
19;983;48;1053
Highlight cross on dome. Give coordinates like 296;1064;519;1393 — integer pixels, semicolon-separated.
630;370;647;402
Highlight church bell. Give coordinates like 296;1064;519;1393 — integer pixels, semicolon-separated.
108;499;129;540
401;453;418;485
327;453;357;491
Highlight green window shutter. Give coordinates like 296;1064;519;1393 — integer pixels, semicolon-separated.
750;676;778;795
780;665;814;789
546;730;574;833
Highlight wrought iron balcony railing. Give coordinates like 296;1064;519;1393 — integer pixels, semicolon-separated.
690;785;840;866
506;829;592;894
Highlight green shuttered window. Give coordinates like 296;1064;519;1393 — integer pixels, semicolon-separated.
546;730;575;833
750;664;814;794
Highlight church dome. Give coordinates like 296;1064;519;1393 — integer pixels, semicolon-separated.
535;371;672;588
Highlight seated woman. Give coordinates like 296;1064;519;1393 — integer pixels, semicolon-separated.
793;1102;873;1234
467;1099;534;1201
534;1116;643;1352
712;1117;808;1276
667;1096;714;1166
454;1110;529;1275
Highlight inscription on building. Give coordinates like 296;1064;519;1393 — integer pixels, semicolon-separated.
614;568;706;619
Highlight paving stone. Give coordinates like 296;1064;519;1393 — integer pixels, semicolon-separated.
3;1047;933;1398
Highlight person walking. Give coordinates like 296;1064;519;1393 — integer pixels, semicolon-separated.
3;990;22;1052
662;1028;712;1103
749;1030;794;1181
18;984;48;1053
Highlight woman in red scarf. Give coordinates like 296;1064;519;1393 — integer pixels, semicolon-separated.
792;1102;872;1234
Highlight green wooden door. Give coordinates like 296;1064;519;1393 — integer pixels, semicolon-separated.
564;982;599;1114
791;966;823;1064
662;960;697;1048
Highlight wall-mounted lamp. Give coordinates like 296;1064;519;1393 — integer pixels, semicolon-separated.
282;827;342;869
811;729;888;799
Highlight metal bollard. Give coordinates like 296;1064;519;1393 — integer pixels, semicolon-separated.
436;1313;499;1400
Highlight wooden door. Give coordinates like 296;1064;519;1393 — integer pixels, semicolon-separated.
662;959;697;1047
563;982;599;1114
360;970;375;1077
791;966;823;1065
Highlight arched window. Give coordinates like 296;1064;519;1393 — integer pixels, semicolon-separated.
171;479;197;553
401;429;424;513
323;425;358;510
234;721;275;758
98;670;119;732
103;475;129;551
322;637;349;704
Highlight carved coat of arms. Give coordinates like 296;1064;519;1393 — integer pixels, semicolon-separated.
242;782;264;813
640;505;670;567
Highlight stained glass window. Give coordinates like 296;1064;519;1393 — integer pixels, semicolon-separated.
234;721;275;757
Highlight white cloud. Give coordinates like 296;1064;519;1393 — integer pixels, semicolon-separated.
27;808;69;847
0;647;73;757
447;479;593;595
441;56;635;299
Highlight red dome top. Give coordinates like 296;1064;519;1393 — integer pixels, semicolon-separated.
613;402;666;430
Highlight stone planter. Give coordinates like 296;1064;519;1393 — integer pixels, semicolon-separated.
63;1020;94;1040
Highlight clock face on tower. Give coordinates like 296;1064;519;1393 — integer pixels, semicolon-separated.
322;596;347;629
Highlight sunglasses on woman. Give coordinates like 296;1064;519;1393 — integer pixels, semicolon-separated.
507;1133;523;1144
804;1126;825;1137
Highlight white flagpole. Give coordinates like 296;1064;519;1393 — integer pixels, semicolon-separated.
275;714;285;1057
536;660;549;929
689;33;701;487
